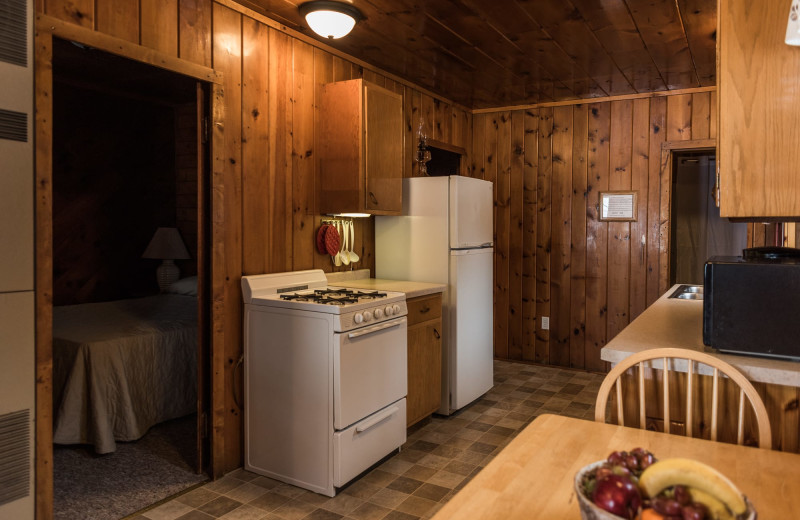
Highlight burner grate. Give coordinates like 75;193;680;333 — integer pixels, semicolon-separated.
279;288;388;305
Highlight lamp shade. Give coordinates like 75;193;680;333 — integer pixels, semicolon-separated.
787;0;800;45
142;227;190;260
299;1;363;39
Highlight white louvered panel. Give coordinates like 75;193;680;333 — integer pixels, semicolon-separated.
0;0;32;293
0;410;30;505
0;0;27;66
0;0;34;518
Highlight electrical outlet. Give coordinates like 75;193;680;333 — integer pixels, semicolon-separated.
541;316;549;330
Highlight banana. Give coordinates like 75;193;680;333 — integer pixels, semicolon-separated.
638;458;746;515
688;487;734;520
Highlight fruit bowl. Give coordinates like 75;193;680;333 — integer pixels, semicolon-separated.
574;459;758;520
575;461;627;520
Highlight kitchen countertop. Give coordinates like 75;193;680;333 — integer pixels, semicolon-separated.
601;284;800;387
326;269;446;299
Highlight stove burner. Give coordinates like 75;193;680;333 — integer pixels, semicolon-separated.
280;293;316;302
316;297;358;306
279;288;387;306
352;290;387;300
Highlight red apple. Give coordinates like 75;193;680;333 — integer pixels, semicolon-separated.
591;474;642;520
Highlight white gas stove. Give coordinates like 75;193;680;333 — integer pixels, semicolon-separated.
241;269;407;332
241;270;408;497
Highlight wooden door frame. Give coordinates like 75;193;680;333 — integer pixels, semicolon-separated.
657;139;716;295
34;15;226;520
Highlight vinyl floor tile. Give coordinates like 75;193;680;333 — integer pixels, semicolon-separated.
133;361;603;520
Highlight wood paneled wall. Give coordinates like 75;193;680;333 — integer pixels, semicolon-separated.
38;0;471;473
471;91;717;371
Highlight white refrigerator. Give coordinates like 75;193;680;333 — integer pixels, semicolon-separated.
376;175;494;414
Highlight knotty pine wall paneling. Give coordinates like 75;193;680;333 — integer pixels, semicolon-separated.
550;106;573;367
211;2;243;472
585;102;611;372
479;90;716;371
521;110;538;362
535;108;553;364
39;0;473;474
569;105;588;369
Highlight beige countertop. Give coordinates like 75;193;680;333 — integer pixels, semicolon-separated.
601;284;800;387
326;269;446;299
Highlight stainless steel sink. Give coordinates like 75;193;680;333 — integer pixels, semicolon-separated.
669;284;703;300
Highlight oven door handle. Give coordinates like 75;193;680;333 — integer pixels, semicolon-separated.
356;405;400;433
347;318;406;339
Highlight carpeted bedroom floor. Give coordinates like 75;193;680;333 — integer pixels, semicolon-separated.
53;414;208;520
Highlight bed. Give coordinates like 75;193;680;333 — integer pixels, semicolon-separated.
52;278;198;454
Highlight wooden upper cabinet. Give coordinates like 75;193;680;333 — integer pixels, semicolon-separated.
718;0;800;218
318;79;403;215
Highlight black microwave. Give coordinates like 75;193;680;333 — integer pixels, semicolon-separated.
703;248;800;361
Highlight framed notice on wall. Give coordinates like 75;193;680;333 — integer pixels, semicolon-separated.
599;191;637;221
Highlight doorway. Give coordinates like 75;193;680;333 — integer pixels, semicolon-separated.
49;39;210;519
669;152;748;285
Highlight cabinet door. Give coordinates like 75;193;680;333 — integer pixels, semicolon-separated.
407;320;442;427
718;0;800;218
364;83;402;214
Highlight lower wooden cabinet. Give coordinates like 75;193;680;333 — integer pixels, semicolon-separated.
406;294;442;427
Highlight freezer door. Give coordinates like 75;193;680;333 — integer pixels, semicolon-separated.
449;176;494;249
447;248;494;411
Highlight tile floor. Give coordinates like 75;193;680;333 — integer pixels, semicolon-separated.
130;360;604;520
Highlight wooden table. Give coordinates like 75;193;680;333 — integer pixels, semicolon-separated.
431;414;800;519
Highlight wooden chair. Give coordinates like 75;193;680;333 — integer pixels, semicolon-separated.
595;347;772;449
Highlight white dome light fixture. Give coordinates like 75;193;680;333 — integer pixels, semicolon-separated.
299;1;363;39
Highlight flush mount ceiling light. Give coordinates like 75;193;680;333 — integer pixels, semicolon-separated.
299;1;363;39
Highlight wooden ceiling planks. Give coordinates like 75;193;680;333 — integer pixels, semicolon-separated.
514;0;635;96
625;0;700;89
677;0;717;86
240;0;717;108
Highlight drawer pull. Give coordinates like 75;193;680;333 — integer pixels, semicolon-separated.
433;328;440;339
369;191;379;205
419;306;430;314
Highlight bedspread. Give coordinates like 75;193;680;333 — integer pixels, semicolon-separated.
52;294;197;454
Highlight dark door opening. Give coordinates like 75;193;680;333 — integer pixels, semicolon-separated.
669;152;748;286
50;38;211;519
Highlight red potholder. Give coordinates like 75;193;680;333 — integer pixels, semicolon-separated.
324;225;340;256
316;224;330;254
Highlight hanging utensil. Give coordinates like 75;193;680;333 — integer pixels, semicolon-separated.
349;220;359;264
341;221;351;266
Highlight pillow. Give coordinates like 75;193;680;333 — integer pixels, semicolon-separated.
165;276;197;296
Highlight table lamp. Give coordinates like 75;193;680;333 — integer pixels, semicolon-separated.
142;227;191;291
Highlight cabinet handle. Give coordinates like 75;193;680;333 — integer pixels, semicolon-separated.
369;191;379;205
433;328;440;339
419;306;430;314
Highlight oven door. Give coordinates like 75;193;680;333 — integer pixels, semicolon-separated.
333;316;407;430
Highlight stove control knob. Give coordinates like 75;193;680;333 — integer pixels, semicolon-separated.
363;311;373;322
374;308;384;319
354;313;364;324
384;305;394;316
393;304;401;315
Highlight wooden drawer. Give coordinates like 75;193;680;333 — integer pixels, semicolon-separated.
406;293;442;326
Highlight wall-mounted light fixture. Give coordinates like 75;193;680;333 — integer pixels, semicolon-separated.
787;0;800;45
299;1;364;39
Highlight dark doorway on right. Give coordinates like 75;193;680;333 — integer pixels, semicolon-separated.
669;152;748;286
